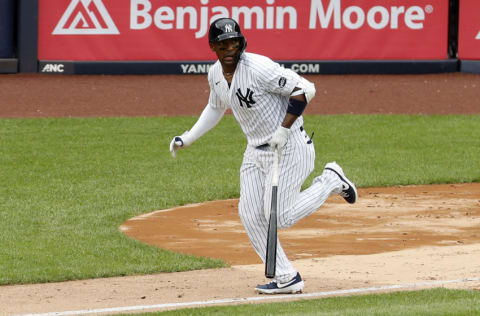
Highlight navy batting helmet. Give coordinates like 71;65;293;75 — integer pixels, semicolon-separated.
208;18;247;52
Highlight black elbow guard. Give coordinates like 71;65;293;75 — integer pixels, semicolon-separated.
287;98;307;116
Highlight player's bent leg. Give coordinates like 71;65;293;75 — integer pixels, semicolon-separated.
284;164;344;227
271;129;316;229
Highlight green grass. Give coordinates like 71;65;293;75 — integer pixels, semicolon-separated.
0;115;479;285
122;288;480;315
304;115;480;186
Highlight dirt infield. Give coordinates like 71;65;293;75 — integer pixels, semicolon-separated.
1;73;480;118
122;184;480;266
1;73;479;315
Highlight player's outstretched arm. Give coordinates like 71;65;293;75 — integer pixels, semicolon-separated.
169;104;225;158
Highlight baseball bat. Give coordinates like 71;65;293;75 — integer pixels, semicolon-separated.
265;148;279;278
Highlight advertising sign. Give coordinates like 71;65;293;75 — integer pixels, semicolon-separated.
458;0;480;60
38;0;449;61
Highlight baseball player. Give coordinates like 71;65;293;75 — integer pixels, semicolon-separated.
169;18;357;294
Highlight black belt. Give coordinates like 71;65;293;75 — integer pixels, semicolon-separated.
256;143;270;150
256;126;307;149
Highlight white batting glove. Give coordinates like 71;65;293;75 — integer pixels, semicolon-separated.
268;126;290;152
169;132;190;158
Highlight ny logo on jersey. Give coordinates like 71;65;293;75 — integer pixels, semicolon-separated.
236;88;256;108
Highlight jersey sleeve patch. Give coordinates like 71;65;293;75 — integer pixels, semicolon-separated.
251;54;298;96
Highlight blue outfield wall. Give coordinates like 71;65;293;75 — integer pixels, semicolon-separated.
37;60;459;75
0;0;15;58
0;0;17;73
460;60;480;74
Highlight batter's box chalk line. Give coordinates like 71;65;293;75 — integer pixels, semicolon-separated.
16;277;480;316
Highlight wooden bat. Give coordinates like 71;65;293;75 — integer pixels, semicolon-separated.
265;148;279;278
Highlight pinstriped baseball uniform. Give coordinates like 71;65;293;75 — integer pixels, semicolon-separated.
208;52;342;283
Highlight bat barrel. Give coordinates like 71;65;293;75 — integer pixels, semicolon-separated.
265;148;279;278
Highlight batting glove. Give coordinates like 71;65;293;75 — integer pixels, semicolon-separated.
268;126;290;152
169;132;190;158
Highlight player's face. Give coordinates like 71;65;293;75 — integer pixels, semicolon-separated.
210;38;242;68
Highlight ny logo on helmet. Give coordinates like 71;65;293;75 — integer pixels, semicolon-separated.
225;24;233;33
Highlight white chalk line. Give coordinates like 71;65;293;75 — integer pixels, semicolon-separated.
16;277;480;316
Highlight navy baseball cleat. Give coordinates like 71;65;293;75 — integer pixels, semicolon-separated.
255;272;304;294
324;162;358;204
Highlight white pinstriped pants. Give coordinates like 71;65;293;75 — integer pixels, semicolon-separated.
238;127;342;283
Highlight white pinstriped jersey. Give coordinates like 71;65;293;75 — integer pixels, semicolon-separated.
202;51;346;284
207;52;305;147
